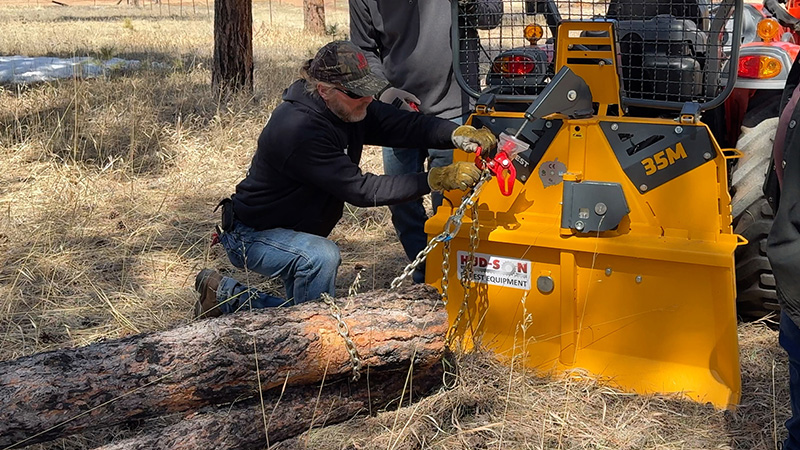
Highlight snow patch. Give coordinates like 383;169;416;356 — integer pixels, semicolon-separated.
0;55;140;83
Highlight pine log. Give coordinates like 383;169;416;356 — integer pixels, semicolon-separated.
0;285;446;449
93;364;445;450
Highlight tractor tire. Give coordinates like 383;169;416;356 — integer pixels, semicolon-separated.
733;198;780;321
741;90;781;129
731;116;781;322
731;117;779;220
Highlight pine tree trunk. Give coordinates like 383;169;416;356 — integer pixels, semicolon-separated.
213;0;253;92
0;285;446;449
303;0;325;34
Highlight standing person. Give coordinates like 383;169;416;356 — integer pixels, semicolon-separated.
766;52;800;450
350;0;503;283
194;40;497;318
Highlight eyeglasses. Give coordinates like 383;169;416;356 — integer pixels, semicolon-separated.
334;87;366;99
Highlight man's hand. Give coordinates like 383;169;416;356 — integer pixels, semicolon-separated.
428;162;482;191
452;125;497;153
378;87;421;112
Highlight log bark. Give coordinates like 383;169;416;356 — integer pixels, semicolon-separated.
93;364;444;450
212;0;253;92
0;285;446;449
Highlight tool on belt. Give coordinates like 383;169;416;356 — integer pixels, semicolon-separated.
210;198;234;247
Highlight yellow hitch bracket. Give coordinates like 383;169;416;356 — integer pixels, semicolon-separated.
736;234;749;247
475;104;490;115
722;148;744;160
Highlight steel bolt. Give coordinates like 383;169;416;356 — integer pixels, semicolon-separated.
575;220;585;231
675;126;683;134
791;120;797;129
567;90;577;101
703;152;712;160
546;121;553;128
537;276;555;294
595;202;607;215
635;275;643;284
783;160;788;169
605;267;613;276
611;123;619;131
640;184;648;192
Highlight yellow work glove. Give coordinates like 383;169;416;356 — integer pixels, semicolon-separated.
451;125;497;153
428;162;482;191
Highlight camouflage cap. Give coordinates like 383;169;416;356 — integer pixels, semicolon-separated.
308;40;389;98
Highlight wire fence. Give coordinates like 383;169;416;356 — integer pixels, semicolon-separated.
457;0;739;109
16;0;347;18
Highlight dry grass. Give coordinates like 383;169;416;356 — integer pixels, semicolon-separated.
0;1;354;356
0;3;791;450
273;321;788;450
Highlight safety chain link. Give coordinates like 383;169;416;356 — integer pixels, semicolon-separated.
348;264;364;298
446;200;481;347
320;292;363;381
390;172;491;289
441;239;451;312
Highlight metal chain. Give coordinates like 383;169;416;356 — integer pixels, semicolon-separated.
321;292;363;381
446;200;481;347
390;172;491;289
441;239;451;309
348;264;364;298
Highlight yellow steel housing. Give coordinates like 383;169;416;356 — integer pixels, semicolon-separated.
425;22;741;409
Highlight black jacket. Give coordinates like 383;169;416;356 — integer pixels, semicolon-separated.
767;53;800;327
231;80;458;237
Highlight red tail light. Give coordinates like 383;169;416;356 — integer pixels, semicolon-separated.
738;54;782;79
493;55;536;75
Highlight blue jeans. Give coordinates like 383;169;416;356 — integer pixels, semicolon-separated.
782;310;800;450
216;220;341;314
383;116;463;283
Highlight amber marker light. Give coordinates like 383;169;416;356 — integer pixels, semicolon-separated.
757;18;781;42
524;24;544;45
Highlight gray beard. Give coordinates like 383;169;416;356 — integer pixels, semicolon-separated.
328;100;368;123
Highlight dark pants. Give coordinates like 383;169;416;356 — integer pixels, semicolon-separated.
383;147;452;283
781;310;800;450
382;115;464;284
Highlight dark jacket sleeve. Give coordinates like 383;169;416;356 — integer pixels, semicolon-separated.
283;133;431;208
349;0;386;79
767;53;800;326
362;101;459;149
767;129;800;325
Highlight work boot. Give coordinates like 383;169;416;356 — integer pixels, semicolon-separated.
194;269;223;319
